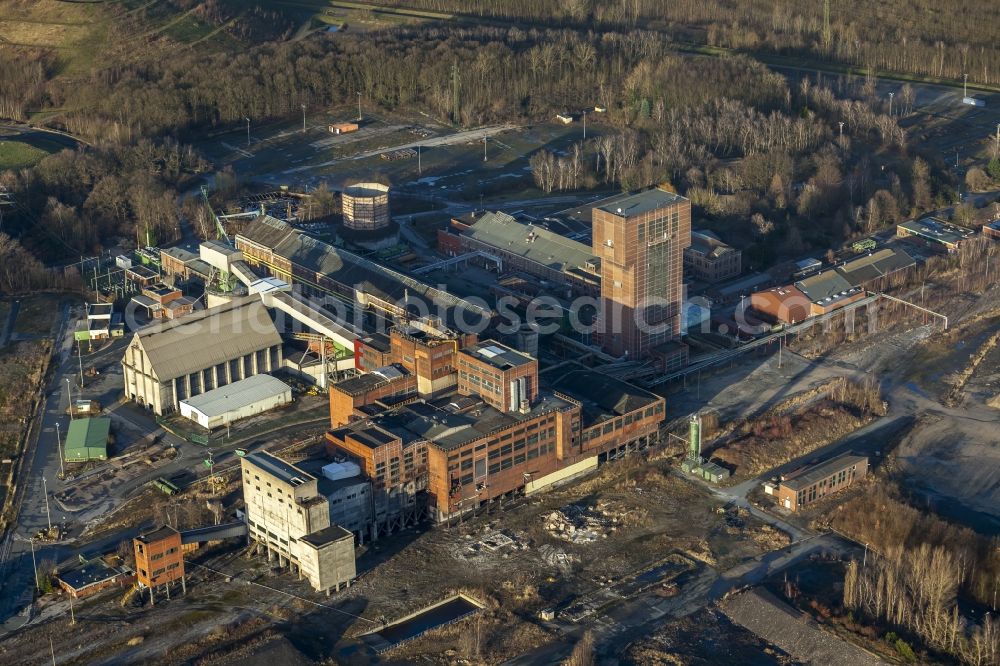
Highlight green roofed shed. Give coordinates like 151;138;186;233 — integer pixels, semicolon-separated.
65;417;110;462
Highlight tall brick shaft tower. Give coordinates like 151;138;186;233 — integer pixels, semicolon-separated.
592;188;691;368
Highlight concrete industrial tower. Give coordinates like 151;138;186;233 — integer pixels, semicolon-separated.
592;187;692;369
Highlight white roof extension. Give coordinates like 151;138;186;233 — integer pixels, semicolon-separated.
180;374;291;419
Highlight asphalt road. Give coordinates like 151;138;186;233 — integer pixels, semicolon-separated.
0;301;75;631
0;299;19;348
0;308;187;631
0;125;83;152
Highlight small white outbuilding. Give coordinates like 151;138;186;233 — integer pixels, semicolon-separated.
179;374;292;429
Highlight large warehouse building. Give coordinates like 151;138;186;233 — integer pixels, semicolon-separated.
437;211;601;298
179;374;292;429
122;298;283;415
235;215;489;330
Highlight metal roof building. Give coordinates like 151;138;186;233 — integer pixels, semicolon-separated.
794;270;866;314
56;558;131;599
236;216;489;330
835;248;915;286
897;217;975;250
179;374;292;429
65;417;111;462
121;297;284;415
462;211;599;276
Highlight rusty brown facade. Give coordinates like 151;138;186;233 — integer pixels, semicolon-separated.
592;188;691;362
326;337;665;523
133;526;186;603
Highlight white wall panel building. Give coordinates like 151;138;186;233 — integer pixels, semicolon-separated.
179;373;291;429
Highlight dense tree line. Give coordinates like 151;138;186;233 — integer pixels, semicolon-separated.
0;23;956;266
0;49;51;121
832;485;1000;611
6;27;791;142
0;233;80;294
831;483;1000;663
532;59;951;261
386;0;1000;85
1;140;208;260
844;548;999;664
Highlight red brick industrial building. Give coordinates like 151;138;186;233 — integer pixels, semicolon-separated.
133;526;186;603
326;333;665;523
771;453;868;512
591;188;691;369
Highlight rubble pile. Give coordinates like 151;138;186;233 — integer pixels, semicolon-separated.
457;527;528;561
543;500;639;544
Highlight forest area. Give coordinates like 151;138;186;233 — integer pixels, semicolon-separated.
0;22;965;268
384;0;1000;86
831;484;1000;665
0;139;208;271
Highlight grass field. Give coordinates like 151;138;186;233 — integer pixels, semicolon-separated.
13;294;61;337
0;0;245;81
0;140;51;170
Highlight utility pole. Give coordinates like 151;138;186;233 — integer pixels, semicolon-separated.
49;636;56;666
301;103;306;133
42;476;52;533
244;116;250;147
28;537;39;592
56;421;64;479
451;61;460;124
356;92;362;122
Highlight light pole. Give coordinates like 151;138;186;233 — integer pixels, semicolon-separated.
963;73;968;99
65;377;73;415
838;121;844;138
244;116;250;147
77;341;84;387
356;92;362;122
56;421;64;479
42;476;53;533
14;535;40;593
888;91;894;117
582;110;587;139
483;136;487;162
301;103;306;133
